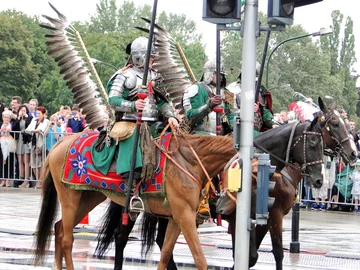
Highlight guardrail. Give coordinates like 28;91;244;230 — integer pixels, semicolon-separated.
0;130;75;187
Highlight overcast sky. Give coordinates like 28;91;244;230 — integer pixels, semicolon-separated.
1;0;359;80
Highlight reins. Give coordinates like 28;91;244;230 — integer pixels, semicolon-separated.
253;121;323;175
153;124;216;194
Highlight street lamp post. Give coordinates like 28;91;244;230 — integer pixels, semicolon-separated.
265;28;332;88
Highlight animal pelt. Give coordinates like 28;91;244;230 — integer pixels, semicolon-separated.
140;123;156;180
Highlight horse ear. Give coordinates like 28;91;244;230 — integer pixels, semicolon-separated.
318;97;328;114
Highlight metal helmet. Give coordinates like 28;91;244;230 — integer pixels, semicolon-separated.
130;37;156;68
202;58;225;84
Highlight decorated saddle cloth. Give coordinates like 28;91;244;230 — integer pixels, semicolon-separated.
61;131;172;196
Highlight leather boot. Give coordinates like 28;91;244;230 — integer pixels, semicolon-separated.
197;182;211;222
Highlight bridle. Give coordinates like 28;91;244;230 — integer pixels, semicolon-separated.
254;121;323;176
319;109;351;159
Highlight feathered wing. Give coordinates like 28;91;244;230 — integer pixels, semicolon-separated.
136;18;195;106
40;2;115;130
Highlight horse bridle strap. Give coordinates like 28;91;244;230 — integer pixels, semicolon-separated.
301;131;324;172
153;139;202;190
254;128;323;174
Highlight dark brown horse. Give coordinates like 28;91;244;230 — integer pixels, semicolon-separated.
215;98;357;270
33;117;324;270
216;163;303;270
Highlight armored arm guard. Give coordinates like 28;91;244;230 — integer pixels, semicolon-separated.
108;73;135;112
157;98;177;120
183;84;211;127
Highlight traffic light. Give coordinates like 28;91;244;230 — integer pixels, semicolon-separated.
267;0;323;26
255;154;276;225
202;0;242;24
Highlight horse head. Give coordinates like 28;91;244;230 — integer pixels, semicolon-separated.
253;117;324;188
318;97;358;164
297;116;324;188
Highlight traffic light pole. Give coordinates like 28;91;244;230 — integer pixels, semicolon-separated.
234;0;258;269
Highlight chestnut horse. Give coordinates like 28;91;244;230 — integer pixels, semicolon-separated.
33;117;324;270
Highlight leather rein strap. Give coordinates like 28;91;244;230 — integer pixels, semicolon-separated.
153;125;216;193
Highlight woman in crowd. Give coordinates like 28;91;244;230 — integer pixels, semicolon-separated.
25;106;48;189
0;110;16;187
12;104;33;187
44;114;61;155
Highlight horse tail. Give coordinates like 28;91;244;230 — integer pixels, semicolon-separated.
94;201;122;257
34;160;58;266
141;212;158;256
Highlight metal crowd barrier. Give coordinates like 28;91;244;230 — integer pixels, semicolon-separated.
0;130;75;187
299;157;359;211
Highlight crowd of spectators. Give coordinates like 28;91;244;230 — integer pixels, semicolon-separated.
0;96;107;188
274;98;360;213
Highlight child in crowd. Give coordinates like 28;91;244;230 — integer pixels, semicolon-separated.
349;160;360;212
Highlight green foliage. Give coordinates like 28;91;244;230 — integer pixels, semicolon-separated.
0;12;40;104
0;3;357;120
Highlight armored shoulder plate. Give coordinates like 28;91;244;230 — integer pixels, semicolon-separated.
185;84;199;98
122;68;138;90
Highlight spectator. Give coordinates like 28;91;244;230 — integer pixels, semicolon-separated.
28;98;38;118
44;114;61;154
349;160;360;212
280;110;289;125
65;127;73;136
12;105;33;188
26;106;47;189
337;109;351;132
57;116;66;141
329;158;354;211
0;110;16;187
66;105;85;133
10;96;22;120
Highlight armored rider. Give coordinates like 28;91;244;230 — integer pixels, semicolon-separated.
227;62;279;136
96;37;179;217
182;58;237;221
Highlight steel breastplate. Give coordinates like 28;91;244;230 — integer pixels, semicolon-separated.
122;69;159;122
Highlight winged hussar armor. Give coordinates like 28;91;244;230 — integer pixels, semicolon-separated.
136;18;196;107
40;4;194;132
40;3;115;130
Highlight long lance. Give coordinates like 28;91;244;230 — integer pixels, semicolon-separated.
122;0;158;226
255;31;270;103
215;24;224;135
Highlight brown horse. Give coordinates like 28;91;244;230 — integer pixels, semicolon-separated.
33;117;324;270
216;163;303;270
316;97;357;164
215;98;356;270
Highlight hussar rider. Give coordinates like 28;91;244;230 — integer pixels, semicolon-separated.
94;37;179;219
183;58;237;221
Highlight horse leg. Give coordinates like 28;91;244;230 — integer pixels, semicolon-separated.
156;218;177;270
53;192;106;269
54;220;64;269
157;218;181;270
114;218;136;270
255;224;269;248
55;187;82;270
173;212;207;270
268;210;285;270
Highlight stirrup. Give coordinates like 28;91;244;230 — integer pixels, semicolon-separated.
130;196;144;213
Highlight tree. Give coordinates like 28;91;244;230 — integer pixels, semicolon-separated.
321;10;357;119
0;12;40;103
